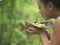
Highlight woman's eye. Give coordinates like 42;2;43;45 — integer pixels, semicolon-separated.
39;7;41;9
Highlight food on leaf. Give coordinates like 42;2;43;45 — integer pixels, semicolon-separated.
25;22;46;29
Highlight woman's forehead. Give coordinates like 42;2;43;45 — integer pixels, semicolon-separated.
37;0;43;6
37;0;40;3
37;0;43;4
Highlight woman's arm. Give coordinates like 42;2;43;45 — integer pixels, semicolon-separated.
44;30;50;40
39;30;49;45
50;17;60;45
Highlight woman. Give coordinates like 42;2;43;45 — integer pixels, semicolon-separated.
26;0;60;45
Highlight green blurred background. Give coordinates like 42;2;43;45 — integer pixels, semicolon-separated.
0;0;54;45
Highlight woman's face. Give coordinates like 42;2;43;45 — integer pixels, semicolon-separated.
37;0;52;20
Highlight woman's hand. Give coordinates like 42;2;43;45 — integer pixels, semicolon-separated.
26;27;45;34
26;27;50;45
26;27;50;40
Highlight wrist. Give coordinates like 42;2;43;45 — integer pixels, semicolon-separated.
38;30;49;45
38;29;46;34
38;29;51;40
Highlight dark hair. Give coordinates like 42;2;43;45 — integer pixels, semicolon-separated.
41;0;60;8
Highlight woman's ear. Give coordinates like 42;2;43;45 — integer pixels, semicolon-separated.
48;2;53;11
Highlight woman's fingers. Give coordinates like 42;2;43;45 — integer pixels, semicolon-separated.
26;27;40;34
26;27;35;34
26;29;34;34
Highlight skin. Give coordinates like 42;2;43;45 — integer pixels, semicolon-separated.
50;17;60;45
26;0;60;45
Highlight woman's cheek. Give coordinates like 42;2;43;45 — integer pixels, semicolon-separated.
39;10;47;19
